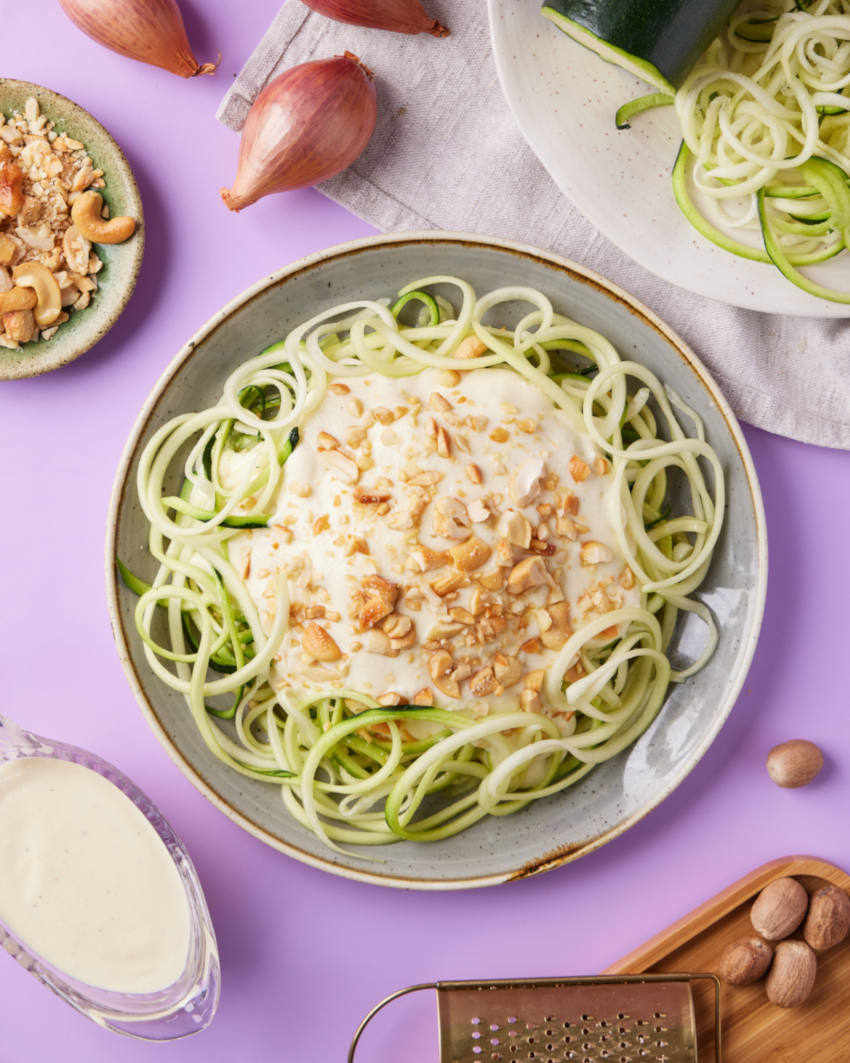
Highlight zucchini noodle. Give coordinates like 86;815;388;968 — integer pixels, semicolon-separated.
124;278;724;850
672;0;850;301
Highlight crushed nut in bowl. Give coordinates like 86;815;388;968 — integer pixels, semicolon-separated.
0;80;143;380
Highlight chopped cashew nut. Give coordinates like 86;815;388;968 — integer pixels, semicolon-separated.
0;233;17;265
580;541;615;566
454;335;488;360
429;650;460;698
498;509;532;549
0;286;37;314
302;623;342;662
449;535;492;573
510;457;547;507
0;162;24;217
2;308;36;343
507;556;548;594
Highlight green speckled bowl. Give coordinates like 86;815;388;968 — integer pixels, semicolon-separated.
107;232;767;890
0;79;143;380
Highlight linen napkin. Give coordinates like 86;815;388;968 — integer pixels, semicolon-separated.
217;0;850;450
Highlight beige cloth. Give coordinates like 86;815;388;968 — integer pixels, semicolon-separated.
217;0;850;450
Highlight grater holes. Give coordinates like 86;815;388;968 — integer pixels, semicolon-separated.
458;995;685;1062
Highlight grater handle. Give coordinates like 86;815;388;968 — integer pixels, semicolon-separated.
348;982;437;1063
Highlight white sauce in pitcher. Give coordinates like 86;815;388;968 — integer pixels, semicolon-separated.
0;757;191;994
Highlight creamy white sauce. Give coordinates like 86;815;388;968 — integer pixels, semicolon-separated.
227;367;638;724
0;757;191;994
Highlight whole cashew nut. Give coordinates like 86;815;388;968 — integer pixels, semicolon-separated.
12;262;61;327
70;191;136;244
0;286;37;314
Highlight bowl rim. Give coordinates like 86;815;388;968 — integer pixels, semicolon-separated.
105;230;768;890
0;77;144;380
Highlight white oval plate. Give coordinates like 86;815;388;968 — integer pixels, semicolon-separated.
487;1;848;319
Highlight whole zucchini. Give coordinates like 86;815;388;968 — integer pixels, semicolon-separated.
541;0;741;93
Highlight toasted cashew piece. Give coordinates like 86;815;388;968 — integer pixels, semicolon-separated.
0;161;24;217
70;191;136;244
429;650;460;699
0;286;37;314
0;233;18;266
3;308;36;344
62;225;92;274
301;622;342;663
12;262;61;326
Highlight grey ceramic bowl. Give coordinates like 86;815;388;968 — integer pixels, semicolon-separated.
0;79;144;380
106;232;767;890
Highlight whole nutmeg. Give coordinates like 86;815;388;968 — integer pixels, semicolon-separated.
803;884;850;952
766;739;824;788
751;877;809;940
718;936;773;986
765;939;817;1008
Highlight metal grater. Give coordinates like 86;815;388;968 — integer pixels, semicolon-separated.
348;974;721;1063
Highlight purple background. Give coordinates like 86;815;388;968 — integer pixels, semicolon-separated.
1;2;848;1059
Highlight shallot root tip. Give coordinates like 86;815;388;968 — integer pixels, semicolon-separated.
220;187;243;212
340;51;375;79
429;20;449;36
193;52;222;77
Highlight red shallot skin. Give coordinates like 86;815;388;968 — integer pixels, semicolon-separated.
58;0;216;77
302;0;449;36
221;54;378;211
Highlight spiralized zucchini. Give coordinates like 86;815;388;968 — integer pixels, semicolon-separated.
127;277;724;850
672;0;850;301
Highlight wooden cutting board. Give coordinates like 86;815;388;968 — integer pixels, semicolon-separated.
605;856;850;1063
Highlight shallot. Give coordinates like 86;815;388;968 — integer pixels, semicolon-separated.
58;0;217;78
221;53;377;212
302;0;449;36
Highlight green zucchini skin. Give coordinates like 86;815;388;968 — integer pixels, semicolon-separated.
542;0;741;92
